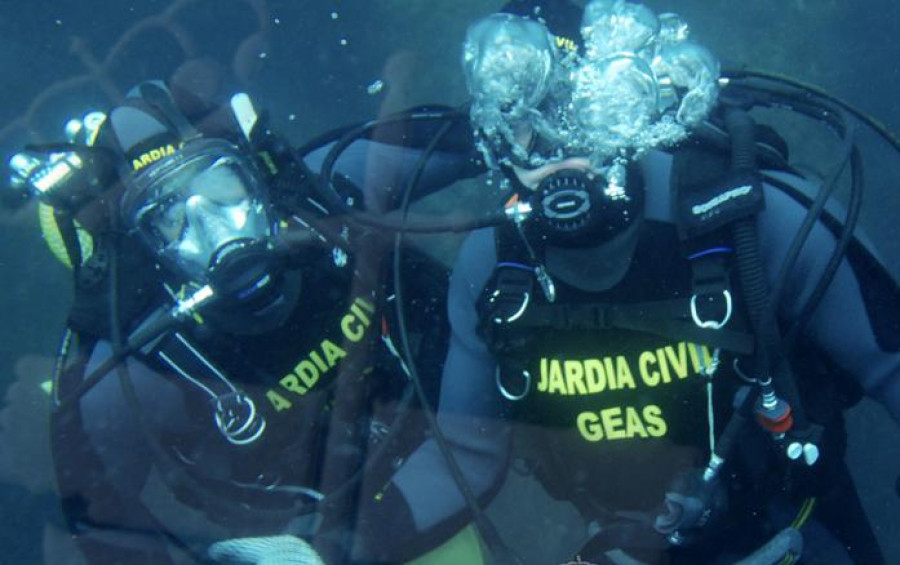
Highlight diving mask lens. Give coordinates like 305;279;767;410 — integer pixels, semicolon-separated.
129;141;272;285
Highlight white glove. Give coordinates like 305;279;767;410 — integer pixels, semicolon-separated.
208;535;326;565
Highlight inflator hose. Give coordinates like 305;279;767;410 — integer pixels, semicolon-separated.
726;109;809;430
391;120;523;565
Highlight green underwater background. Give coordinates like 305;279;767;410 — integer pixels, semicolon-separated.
0;0;899;562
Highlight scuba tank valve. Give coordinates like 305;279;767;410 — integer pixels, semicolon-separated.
5;112;114;211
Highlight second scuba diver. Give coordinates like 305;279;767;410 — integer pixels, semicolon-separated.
351;1;900;563
6;75;479;563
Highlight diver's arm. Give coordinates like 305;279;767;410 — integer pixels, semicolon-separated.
59;341;203;562
354;228;511;561
758;178;900;422
300;119;484;212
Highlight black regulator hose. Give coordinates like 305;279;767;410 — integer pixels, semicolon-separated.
722;71;871;351
391;119;522;565
726;109;810;431
724;68;900;156
784;146;864;347
53;306;200;414
766;116;854;319
102;200;210;562
317;108;509;234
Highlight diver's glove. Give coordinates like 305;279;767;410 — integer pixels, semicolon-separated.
207;535;326;565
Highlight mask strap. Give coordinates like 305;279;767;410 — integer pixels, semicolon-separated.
136;81;200;142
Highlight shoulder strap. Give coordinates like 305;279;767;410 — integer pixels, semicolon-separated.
476;223;536;354
670;125;775;344
671;135;766;241
511;299;754;354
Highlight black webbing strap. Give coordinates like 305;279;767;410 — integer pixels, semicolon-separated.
481;223;755;355
511;299;754;355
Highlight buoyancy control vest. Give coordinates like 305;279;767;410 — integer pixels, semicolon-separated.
483;218;750;513
480;211;759;511
135;247;387;494
475;116;883;557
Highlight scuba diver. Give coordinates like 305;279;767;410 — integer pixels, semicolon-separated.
6;1;900;563
328;1;900;564
3;77;478;564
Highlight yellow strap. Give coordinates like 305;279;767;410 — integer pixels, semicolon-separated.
776;497;817;565
37;202;93;268
403;524;485;565
791;497;817;529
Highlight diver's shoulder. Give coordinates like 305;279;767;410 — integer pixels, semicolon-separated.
452;227;499;297
758;170;842;229
457;227;498;269
638;149;816;225
638;150;677;223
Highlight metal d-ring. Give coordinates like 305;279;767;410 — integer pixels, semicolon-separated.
690;289;733;330
496;367;531;401
214;392;266;445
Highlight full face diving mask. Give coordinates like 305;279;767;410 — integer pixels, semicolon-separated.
463;0;720;185
122;138;280;303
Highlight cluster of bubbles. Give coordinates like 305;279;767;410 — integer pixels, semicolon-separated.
462;0;721;171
